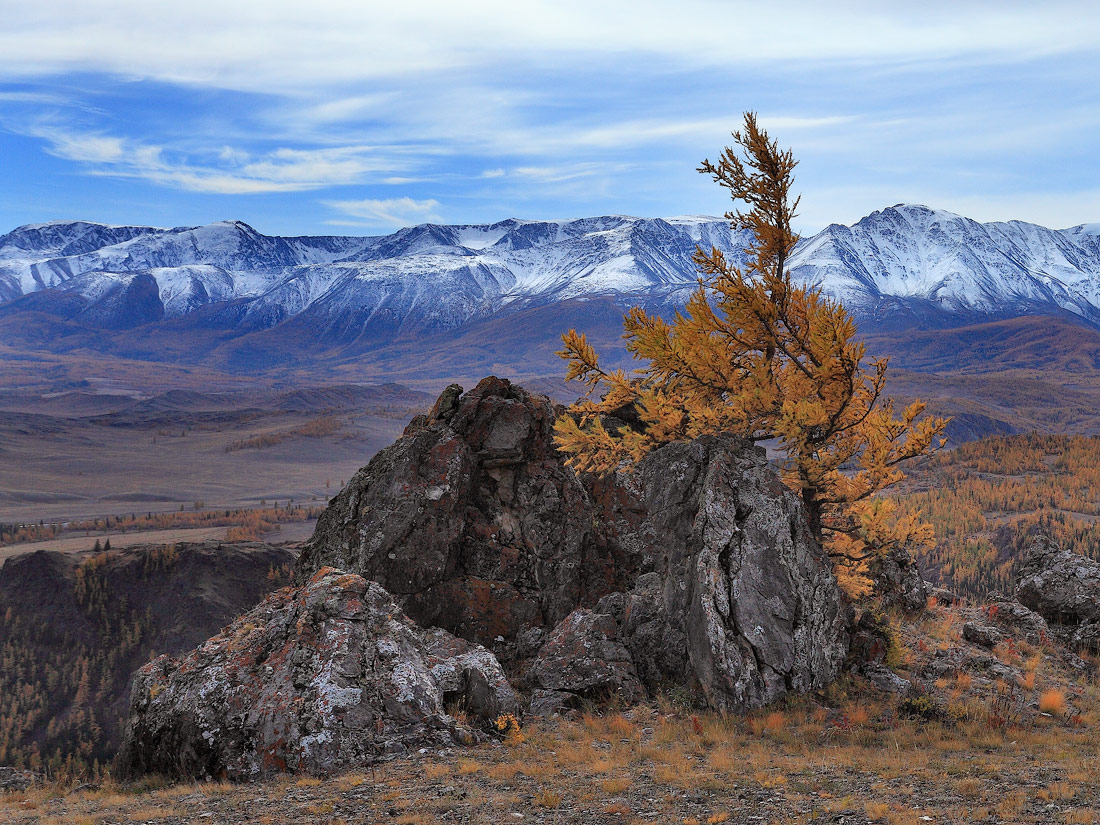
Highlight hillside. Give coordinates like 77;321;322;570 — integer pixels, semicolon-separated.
897;432;1100;598
0;542;294;776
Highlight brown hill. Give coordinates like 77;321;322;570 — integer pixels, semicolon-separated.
0;541;294;776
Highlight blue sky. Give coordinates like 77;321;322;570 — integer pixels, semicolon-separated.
1;1;1098;236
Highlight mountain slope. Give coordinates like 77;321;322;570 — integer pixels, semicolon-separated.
1;206;1099;376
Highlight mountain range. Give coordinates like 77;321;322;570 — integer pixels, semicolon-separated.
1;204;1100;384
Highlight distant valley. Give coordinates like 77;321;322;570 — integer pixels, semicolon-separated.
4;205;1100;534
2;205;1100;446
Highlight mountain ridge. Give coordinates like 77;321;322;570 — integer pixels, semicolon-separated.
2;205;1100;375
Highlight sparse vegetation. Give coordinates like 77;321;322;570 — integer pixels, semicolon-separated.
896;432;1100;597
2;504;323;549
224;415;344;452
3;683;1098;824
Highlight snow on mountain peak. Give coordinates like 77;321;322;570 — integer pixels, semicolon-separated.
3;207;1100;338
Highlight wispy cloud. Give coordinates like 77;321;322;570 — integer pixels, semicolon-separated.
324;196;442;227
1;2;1097;235
20;123;416;194
2;3;1098;95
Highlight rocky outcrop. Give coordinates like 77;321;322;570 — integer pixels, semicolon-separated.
117;568;515;780
0;766;38;792
296;379;849;714
984;596;1050;644
1015;535;1100;625
586;436;849;711
296;377;634;652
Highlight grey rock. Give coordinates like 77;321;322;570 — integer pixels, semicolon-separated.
864;664;911;695
530;609;645;706
117;568;515;780
873;545;929;612
601;436;849;711
298;381;849;713
1071;622;1100;653
962;622;1002;649
0;766;38;792
296;377;633;653
985;596;1050;643
1015;535;1100;625
526;689;578;717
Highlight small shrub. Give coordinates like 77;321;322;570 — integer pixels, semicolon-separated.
535;790;562;808
898;694;941;721
1039;688;1067;715
865;801;891;821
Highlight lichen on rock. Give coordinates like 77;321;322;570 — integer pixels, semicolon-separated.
117;568;515;780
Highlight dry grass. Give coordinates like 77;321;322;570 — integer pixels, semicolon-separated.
1065;809;1096;825
1039;687;1068;715
865;801;891;821
3;673;1098;825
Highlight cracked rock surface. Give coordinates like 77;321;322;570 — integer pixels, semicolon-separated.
1015;534;1100;626
117;568;516;780
588;436;849;710
296;377;631;654
299;379;848;712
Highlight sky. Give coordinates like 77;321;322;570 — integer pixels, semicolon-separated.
1;1;1098;237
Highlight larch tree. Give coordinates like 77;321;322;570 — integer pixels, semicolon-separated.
554;112;949;595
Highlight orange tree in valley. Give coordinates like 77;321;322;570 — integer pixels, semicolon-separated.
554;112;949;593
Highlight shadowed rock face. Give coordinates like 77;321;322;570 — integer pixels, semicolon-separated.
296;377;639;649
117;568;516;781
299;379;849;712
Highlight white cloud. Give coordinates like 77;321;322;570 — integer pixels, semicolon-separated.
324;196;442;227
1;2;1097;95
42;130;125;163
513;164;605;183
19;123;417;194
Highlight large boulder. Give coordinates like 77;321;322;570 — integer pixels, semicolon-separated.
117;568;515;780
528;608;645;711
1015;535;1100;625
296;377;637;651
587;437;849;710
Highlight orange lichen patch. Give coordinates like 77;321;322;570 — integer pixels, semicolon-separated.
309;567;341;585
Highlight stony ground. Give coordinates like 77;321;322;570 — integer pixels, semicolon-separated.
4;601;1099;825
4;701;1097;824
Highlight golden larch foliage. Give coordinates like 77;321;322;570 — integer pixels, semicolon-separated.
554;112;949;593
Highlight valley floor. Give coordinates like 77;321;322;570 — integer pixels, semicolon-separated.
0;520;314;563
3;699;1097;825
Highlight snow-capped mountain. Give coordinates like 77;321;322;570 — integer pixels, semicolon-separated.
2;205;1099;346
794;205;1100;327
